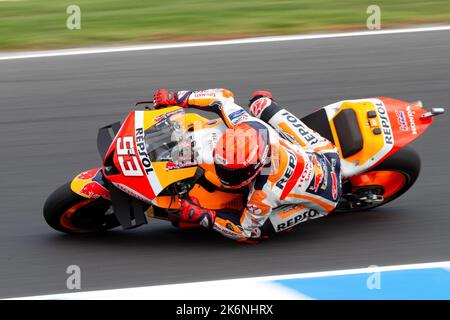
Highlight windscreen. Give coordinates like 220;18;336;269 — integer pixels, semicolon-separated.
143;110;195;165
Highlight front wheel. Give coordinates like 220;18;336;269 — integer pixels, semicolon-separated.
336;146;421;212
43;182;120;233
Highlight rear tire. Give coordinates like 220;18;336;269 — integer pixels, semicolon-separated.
43;182;120;233
336;146;421;212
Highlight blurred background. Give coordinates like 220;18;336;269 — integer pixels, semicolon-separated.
1;0;450;50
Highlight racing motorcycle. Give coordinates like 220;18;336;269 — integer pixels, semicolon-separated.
43;97;444;237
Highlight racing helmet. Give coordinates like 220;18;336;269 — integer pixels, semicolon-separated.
213;122;270;188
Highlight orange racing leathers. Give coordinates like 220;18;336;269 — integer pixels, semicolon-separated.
162;88;342;241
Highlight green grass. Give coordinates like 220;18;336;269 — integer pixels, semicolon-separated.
1;0;450;50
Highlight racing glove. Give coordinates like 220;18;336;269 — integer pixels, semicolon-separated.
179;197;216;228
153;89;191;109
248;90;274;118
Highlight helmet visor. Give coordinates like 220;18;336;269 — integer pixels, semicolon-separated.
215;161;262;188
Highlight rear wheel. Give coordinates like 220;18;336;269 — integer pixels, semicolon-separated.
43;182;120;233
336;146;421;212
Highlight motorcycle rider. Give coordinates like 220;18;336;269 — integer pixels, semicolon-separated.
153;88;342;242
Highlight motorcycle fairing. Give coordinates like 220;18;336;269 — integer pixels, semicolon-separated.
70;168;147;231
100;107;220;202
71;168;111;200
319;97;434;176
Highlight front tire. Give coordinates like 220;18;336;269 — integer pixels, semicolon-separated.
43;182;120;233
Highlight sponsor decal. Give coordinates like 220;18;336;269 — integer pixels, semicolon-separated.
153;108;183;123
78;168;100;180
193;91;216;98
309;154;325;193
406;106;418;135
213;222;244;239
331;172;338;200
297;160;313;190
331;158;338;200
280;111;319;144
276;208;324;232
228;109;247;125
250;97;270;117
395;110;409;132
113;182;151;203
134;111;162;195
275;149;297;191
236;113;249;124
165;161;197;170
79;181;110;200
135;127;155;176
376;105;393;145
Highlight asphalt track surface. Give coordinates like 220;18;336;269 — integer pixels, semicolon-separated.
1;30;450;298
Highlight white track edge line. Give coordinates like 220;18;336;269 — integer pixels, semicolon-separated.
7;260;450;299
1;25;450;61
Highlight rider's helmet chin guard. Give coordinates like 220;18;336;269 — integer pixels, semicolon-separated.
213;122;270;189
